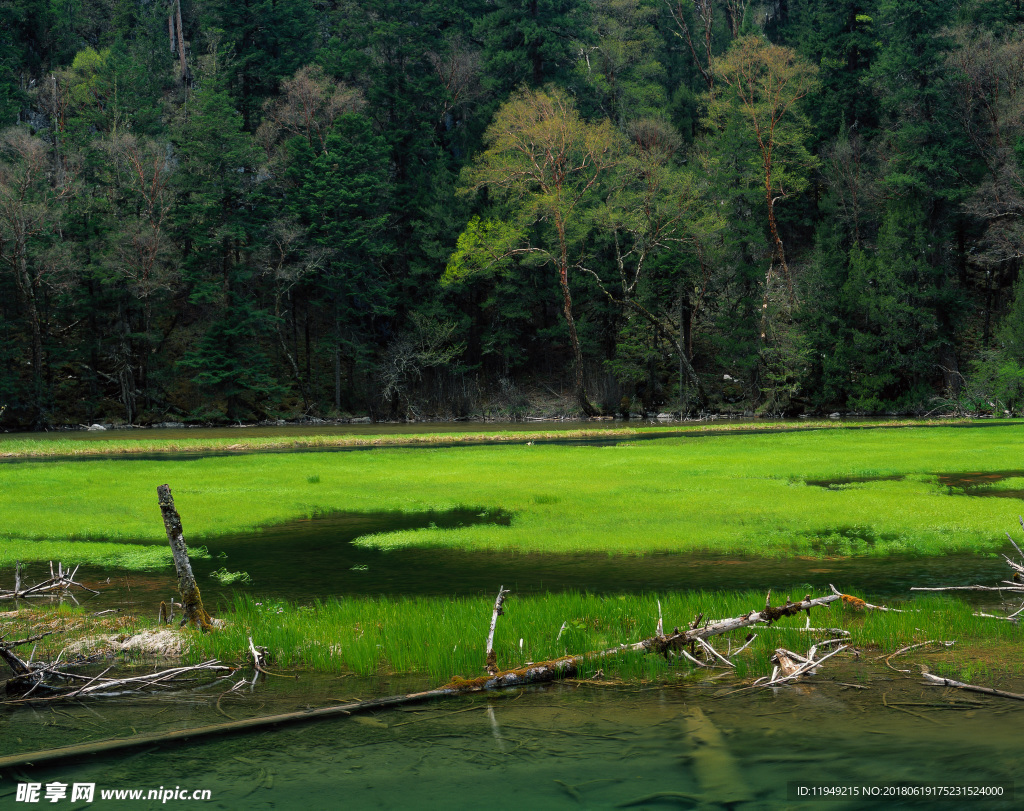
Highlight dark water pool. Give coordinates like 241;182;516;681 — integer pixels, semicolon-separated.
9;505;1015;617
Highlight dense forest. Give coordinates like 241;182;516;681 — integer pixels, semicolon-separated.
3;0;1024;428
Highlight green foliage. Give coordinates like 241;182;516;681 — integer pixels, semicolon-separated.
443;217;525;284
476;0;591;94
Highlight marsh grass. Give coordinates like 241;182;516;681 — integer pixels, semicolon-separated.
3;423;1024;567
185;590;1024;684
5;590;1021;688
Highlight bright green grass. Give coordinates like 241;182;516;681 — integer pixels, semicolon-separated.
183;591;1023;683
3;423;1024;567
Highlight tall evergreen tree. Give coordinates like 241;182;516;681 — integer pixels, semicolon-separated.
476;0;592;95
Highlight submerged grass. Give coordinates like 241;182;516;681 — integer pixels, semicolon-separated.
182;590;1024;684
2;423;1024;567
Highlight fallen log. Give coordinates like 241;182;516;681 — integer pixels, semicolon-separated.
910;585;1024;593
920;668;1024;702
0;686;462;770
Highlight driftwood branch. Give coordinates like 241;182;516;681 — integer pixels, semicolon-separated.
757;644;849;687
0;561;99;600
920;668;1024;701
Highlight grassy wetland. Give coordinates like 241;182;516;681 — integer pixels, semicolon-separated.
3;420;1024;690
2;421;1023;567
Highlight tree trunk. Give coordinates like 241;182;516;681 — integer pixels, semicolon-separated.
559;267;596;416
156;484;214;631
15;247;46;429
173;0;189;84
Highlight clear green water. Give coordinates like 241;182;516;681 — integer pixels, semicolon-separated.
1;664;1018;809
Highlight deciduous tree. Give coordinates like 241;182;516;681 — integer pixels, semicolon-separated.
704;35;818;328
446;87;624;415
0;128;74;427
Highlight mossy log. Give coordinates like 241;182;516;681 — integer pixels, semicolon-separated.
157;484;215;631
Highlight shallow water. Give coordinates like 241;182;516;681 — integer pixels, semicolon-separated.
12;506;1013;618
1;663;1019;809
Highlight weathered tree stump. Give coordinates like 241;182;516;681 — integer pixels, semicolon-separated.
157;484;215;631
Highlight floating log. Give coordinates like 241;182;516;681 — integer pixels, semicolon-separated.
683;707;753;805
0;686;459;770
920;668;1024;702
618;708;753;808
157;484;215;631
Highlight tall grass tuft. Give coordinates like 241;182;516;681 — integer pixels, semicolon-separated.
185;589;1024;684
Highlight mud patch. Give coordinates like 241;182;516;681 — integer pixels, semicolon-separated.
939;471;1024;500
804;474;905;489
64;628;188;657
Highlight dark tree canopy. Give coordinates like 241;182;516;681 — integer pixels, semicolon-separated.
0;0;1022;426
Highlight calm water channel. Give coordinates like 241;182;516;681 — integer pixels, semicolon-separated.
3;422;1023;808
1;667;1019;809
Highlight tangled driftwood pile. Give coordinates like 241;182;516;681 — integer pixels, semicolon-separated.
911;517;1024;621
0;561;98;602
0;631;233;703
